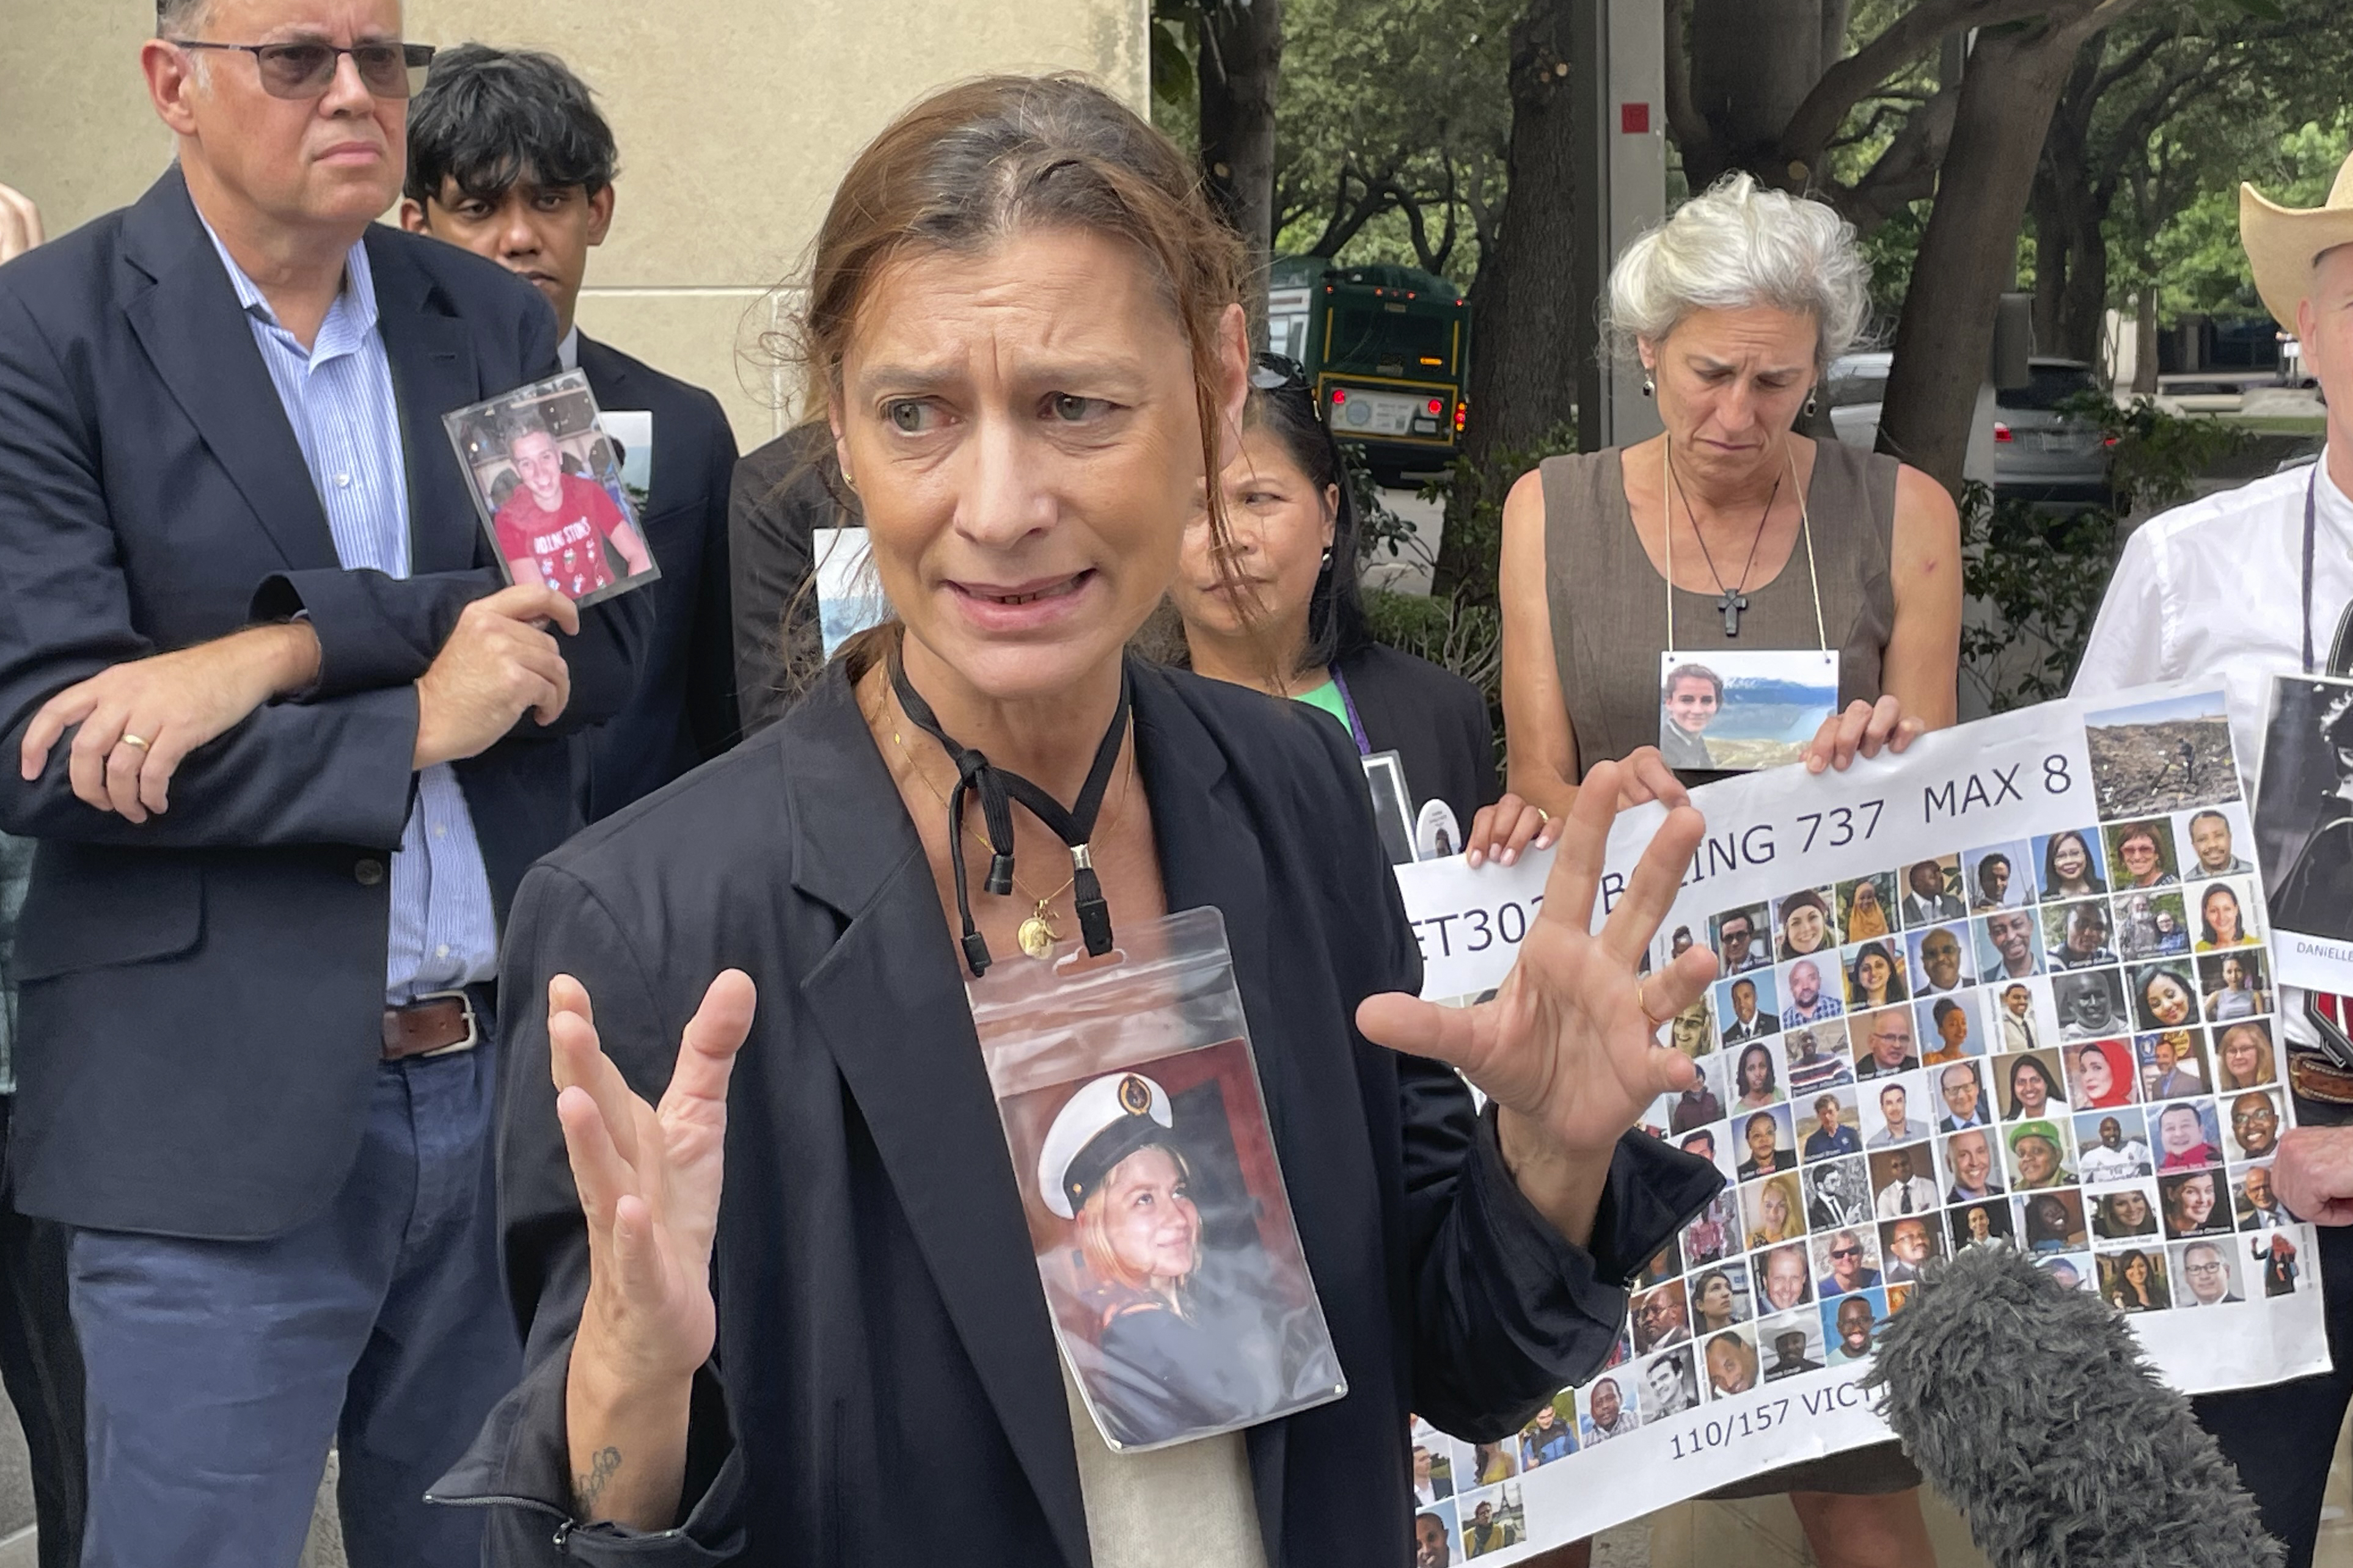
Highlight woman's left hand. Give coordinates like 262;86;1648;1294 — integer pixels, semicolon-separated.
1357;758;1719;1168
1804;695;1927;774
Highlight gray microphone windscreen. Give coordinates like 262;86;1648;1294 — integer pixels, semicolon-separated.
1862;1245;2282;1568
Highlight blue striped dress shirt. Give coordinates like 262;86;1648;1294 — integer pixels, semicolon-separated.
202;222;499;1004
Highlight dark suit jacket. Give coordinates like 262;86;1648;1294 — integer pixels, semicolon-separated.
440;661;1718;1565
1336;641;1499;836
726;420;858;735
573;335;737;819
0;169;648;1238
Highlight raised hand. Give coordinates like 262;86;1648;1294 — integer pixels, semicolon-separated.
1358;759;1717;1230
552;969;755;1527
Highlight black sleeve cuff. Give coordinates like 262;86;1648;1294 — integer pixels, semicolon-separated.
430;1346;745;1565
1468;1105;1722;1371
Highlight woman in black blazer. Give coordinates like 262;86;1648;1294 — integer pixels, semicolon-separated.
1168;357;1499;849
439;77;1721;1566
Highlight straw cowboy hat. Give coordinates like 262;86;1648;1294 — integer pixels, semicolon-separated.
2241;149;2353;330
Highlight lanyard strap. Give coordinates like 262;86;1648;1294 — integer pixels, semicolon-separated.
1660;436;1827;651
890;655;1131;977
2304;464;2320;675
1328;666;1373;757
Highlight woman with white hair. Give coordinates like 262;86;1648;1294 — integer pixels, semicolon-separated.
1469;174;1960;869
1477;176;1958;1564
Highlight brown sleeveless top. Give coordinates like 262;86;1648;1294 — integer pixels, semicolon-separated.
1540;442;1898;788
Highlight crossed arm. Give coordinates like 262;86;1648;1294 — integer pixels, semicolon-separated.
0;282;649;842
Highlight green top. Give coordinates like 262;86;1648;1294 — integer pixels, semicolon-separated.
1293;678;1358;745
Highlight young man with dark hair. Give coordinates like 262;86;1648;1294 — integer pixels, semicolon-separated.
403;43;739;817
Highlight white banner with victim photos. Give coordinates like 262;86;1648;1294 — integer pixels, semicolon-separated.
1390;682;2329;1561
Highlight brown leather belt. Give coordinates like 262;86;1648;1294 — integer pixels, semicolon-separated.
2289;1049;2353;1107
382;991;480;1062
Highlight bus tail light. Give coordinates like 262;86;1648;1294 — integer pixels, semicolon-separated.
1427;398;1444;415
1455;401;1468;432
1331;388;1347;406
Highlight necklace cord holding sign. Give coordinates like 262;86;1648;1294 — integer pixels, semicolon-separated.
888;654;1130;977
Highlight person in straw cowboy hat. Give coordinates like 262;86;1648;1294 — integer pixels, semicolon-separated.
2073;147;2353;1567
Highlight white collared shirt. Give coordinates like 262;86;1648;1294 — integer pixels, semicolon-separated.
2074;450;2353;1045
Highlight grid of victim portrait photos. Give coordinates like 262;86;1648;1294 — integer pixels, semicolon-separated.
1597;790;2312;1434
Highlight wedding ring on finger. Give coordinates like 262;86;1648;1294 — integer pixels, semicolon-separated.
117;734;150;752
1636;977;1674;1028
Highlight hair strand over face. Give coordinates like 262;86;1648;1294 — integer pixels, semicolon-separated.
783;76;1253;672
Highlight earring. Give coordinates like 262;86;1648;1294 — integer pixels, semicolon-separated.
1642;374;1655;399
1320;547;1334;571
1804;388;1819;418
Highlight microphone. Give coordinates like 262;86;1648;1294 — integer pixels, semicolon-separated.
1862;1245;2282;1567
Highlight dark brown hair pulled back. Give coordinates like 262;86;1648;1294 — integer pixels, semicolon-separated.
798;74;1245;512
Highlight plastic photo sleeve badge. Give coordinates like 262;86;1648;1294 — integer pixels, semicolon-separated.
970;906;1346;1452
442;368;662;610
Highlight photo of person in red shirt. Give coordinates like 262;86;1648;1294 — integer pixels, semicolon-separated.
491;423;653;600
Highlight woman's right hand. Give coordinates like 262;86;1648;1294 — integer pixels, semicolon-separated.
552;969;758;1389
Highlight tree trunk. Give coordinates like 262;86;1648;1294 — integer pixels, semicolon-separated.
1686;0;1830;189
1198;0;1285;290
2029;42;2109;365
2133;289;2159;394
1437;0;1586;602
2054;213;2108;363
1876;13;2124;490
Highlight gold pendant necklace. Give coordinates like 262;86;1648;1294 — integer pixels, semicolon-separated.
1016;905;1061;961
880;696;1132;961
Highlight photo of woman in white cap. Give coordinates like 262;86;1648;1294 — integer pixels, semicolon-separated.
1031;1068;1294;1449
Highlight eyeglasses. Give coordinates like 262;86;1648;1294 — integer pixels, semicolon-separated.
1248;352;1310;392
167;38;436;100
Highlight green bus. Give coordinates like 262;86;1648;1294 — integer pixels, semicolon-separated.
1265;255;1471;480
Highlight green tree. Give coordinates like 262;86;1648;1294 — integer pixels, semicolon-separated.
1267;0;1517;282
2027;1;2352;369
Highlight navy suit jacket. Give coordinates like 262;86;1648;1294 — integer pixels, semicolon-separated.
573;335;737;818
0;168;648;1238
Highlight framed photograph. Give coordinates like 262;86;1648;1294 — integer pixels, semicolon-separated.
1360;751;1417;866
442;368;660;609
811;526;888;658
2255;674;2353;985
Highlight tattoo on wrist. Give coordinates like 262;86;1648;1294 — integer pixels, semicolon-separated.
574;1445;622;1515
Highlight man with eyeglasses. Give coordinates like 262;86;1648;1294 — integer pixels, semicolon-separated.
402;45;742;817
1853;1007;1920;1079
2181;1241;2245;1306
0;3;648;1563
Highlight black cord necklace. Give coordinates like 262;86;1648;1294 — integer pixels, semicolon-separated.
1667;451;1780;638
889;654;1131;977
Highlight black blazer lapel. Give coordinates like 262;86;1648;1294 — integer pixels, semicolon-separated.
365;233;488;577
782;675;1091;1568
119;169;335;572
1127;669;1294;1553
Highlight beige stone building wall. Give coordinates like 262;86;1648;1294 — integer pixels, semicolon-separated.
0;1;1150;447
